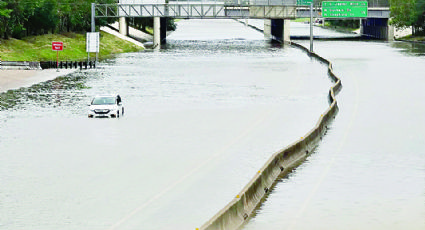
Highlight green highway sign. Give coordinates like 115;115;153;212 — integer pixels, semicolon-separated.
297;0;313;6
322;1;368;18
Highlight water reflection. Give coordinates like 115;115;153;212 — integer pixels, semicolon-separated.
0;72;90;116
390;41;425;56
243;39;425;230
0;20;334;230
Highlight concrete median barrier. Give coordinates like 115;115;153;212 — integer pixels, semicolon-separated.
199;42;342;230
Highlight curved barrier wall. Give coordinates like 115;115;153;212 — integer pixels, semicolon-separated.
199;43;342;230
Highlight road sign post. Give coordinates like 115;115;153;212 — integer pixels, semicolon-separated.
322;1;368;18
52;42;63;72
86;32;100;68
297;0;315;52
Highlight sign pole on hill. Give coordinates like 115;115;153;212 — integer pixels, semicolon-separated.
56;50;59;71
52;41;63;72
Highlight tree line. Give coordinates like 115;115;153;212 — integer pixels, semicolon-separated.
1;0;425;39
0;0;116;39
391;0;425;35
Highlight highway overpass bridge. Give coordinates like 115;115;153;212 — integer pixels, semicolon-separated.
93;0;391;47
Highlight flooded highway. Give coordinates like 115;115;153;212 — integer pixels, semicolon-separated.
243;26;425;230
1;19;423;230
0;20;332;230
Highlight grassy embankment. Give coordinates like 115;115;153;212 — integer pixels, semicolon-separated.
294;18;359;33
398;34;425;42
0;31;143;62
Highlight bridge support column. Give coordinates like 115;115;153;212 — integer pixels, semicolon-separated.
264;19;272;40
361;18;394;41
265;19;291;43
153;17;161;49
388;24;395;41
119;17;127;36
283;19;291;42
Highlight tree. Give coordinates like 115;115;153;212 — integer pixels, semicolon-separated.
413;0;425;34
29;0;59;35
0;0;11;17
3;0;29;38
390;0;425;35
390;0;416;28
0;0;12;37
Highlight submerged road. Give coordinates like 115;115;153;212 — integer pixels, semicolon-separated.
243;25;425;230
0;20;333;229
3;19;421;230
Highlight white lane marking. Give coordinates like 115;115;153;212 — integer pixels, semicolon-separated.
287;70;360;230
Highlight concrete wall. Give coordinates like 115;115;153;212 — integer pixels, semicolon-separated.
361;18;394;40
199;42;342;230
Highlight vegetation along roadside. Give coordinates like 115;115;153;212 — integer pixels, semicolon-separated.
0;0;167;62
0;31;143;62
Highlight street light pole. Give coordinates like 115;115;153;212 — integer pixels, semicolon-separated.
310;2;313;53
91;3;95;33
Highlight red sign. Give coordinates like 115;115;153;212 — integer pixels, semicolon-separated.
52;42;63;51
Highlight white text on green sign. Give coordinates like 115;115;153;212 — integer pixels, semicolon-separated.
297;0;313;5
322;1;368;18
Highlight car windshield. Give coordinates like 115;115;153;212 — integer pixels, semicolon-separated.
91;97;115;105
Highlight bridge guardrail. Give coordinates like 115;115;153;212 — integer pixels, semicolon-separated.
224;0;296;6
99;2;298;19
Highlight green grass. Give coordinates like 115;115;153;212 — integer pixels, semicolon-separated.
294;18;311;23
0;32;144;61
399;34;425;42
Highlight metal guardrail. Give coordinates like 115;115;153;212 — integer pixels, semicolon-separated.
97;0;389;19
97;0;298;19
368;0;390;8
1;61;41;70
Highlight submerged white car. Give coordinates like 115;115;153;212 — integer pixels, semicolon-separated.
88;94;124;118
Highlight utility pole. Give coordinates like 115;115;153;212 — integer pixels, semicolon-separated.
91;3;95;33
90;3;98;66
310;2;313;53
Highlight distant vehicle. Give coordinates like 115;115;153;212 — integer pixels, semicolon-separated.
88;94;124;118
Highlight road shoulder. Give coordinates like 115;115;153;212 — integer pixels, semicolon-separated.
0;69;78;93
